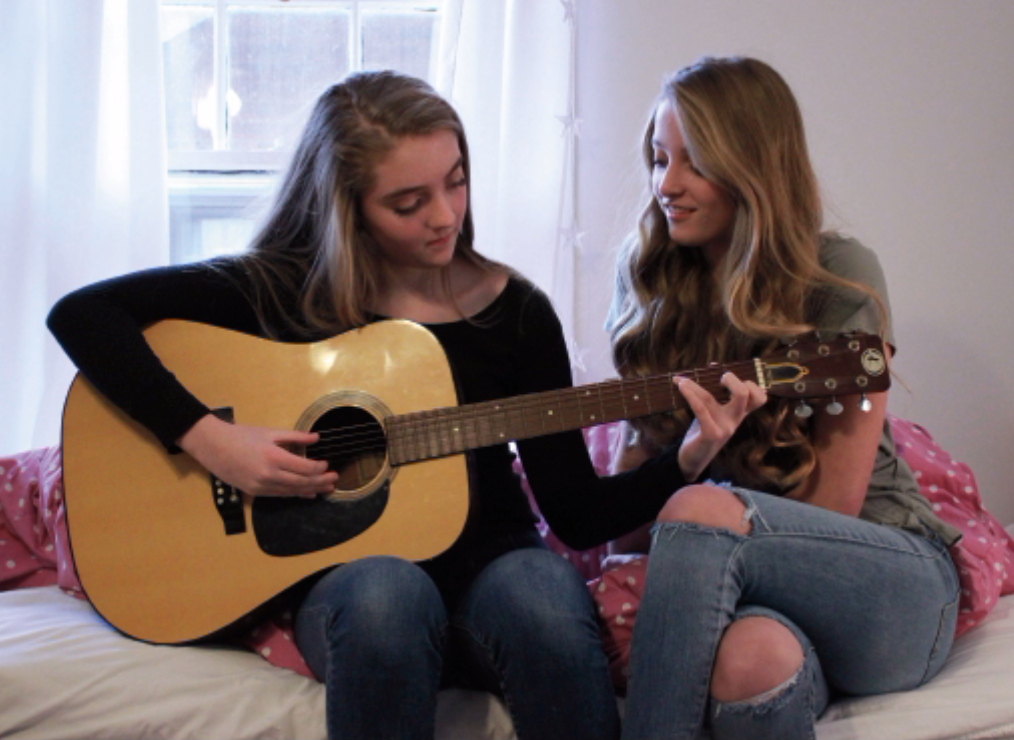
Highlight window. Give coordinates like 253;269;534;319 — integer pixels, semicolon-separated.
161;0;442;262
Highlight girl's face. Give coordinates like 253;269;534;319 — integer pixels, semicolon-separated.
361;129;468;273
651;99;736;266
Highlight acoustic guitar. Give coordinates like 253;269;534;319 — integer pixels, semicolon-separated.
61;319;889;644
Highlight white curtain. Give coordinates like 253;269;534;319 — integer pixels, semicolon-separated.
437;0;584;375
0;0;168;454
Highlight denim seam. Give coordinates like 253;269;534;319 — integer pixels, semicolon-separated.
920;595;959;685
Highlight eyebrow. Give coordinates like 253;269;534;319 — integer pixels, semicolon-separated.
380;157;465;203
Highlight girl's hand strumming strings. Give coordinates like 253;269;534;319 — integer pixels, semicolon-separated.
676;373;767;482
177;413;339;498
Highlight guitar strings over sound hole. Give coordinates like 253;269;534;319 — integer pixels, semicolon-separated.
307;406;388;495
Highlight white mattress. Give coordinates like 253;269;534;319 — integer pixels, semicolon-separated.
2;585;1013;740
0;586;512;740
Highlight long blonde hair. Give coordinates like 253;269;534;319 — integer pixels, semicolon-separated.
235;70;492;338
610;57;883;491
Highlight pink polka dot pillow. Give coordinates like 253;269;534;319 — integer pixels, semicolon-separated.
890;416;1014;637
590;554;646;692
0;446;80;593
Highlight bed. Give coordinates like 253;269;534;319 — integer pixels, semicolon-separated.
2;416;1013;739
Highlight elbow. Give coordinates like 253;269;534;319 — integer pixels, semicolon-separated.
46;294;73;335
47;290;88;340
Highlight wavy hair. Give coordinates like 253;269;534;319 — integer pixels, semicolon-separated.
233;70;491;338
610;57;884;492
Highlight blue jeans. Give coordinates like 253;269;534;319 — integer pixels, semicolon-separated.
294;530;619;740
622;487;960;740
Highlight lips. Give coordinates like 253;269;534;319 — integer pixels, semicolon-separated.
426;234;454;248
661;203;694;221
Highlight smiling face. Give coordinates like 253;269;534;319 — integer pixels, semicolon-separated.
650;99;737;266
361;129;468;273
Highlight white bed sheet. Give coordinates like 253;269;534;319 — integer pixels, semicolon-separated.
0;586;512;740
2;584;1014;740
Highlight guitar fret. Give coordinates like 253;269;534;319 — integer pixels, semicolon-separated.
559;387;585;430
437;411;454;458
461;411;481;451
427;410;443;460
598;383;614;422
590;384;606;425
647;375;676;413
625;376;652;418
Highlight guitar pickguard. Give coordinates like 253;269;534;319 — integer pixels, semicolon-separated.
252;485;389;557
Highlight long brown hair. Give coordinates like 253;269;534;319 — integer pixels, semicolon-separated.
610;57;885;492
235;70;492;338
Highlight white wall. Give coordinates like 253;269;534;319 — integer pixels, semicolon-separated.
573;0;1014;524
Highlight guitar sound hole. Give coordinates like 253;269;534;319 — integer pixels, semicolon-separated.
309;406;387;494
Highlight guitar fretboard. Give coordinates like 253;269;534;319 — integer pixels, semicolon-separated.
385;362;755;465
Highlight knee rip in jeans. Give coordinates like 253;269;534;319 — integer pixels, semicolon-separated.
712;665;802;718
659;485;756;535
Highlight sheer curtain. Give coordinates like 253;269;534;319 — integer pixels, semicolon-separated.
437;0;584;374
0;0;168;454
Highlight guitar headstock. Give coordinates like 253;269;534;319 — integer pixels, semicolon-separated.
760;332;890;406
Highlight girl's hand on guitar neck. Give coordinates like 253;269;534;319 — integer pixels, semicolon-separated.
177;413;339;498
676;373;767;482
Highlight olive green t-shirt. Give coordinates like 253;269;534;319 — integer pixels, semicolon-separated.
812;235;960;545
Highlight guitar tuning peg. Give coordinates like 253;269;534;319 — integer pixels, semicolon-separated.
794;401;813;419
858;394;873;413
827;398;844;416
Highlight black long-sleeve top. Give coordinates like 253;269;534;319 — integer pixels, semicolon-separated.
47;260;687;554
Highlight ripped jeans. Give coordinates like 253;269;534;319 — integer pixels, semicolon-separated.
621;487;960;740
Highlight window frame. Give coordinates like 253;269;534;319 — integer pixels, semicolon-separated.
162;0;442;262
165;0;441;172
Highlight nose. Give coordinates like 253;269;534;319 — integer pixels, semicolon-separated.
656;163;686;200
428;191;456;231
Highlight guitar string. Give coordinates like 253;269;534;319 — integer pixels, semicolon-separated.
305;348;865;462
307;366;734;449
304;363;750;460
300;337;865;461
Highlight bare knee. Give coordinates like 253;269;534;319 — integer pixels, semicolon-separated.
656;485;750;534
710;616;804;704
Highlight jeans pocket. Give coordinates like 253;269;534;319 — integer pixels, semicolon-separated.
921;595;959;685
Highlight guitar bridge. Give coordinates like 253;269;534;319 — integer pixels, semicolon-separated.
209;407;245;536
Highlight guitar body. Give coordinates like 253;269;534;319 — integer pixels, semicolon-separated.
61;319;469;645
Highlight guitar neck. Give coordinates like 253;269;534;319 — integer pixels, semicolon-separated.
386;359;760;466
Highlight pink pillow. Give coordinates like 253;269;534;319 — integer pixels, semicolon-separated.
0;446;80;594
890;416;1014;636
588;416;1014;692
